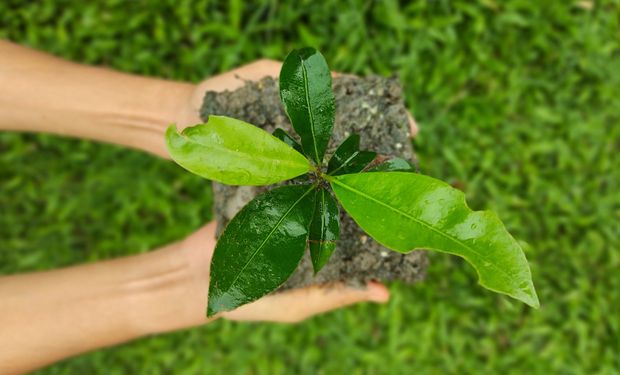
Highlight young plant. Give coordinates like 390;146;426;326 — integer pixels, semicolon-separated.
166;48;539;317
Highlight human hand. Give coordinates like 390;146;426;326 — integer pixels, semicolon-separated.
173;222;389;326
0;45;409;372
170;59;420;324
175;59;419;137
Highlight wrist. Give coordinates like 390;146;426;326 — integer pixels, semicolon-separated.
0;235;209;372
107;77;195;158
124;236;213;336
0;41;197;158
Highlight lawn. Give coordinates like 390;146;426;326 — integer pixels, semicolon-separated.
1;1;619;373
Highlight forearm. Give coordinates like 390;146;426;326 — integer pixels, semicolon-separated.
0;235;212;374
0;40;194;158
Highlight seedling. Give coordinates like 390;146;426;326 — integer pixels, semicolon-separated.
166;48;539;317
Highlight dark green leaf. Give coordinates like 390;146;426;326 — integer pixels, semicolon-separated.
366;156;416;172
329;172;539;308
166;116;311;186
327;134;376;175
291;174;312;184
333;151;376;175
327;134;359;173
207;184;316;316
272;128;303;153
279;47;335;164
309;188;340;273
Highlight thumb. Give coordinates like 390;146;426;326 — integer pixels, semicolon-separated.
221;281;390;323
407;112;419;138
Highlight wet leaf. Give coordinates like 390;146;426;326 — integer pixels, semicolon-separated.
279;47;335;164
327;134;359;173
366;156;416;172
166;115;311;186
334;151;376;175
272;128;303;153
329;172;539;308
207;184;316;316
327;134;376;175
308;187;340;273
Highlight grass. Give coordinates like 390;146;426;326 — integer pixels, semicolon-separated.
1;0;619;373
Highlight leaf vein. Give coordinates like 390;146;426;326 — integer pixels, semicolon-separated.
331;178;514;281
315;189;327;262
300;55;320;163
220;185;315;295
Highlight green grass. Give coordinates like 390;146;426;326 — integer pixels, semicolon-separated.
1;0;619;373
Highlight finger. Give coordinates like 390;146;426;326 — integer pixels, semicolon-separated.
229;59;282;82
181;221;217;263
221;281;389;323
198;59;282;93
407;111;419;138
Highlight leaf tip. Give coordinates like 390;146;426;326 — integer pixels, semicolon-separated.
165;123;178;137
310;256;326;275
165;124;181;156
206;304;217;318
521;284;540;309
206;290;226;317
501;278;539;308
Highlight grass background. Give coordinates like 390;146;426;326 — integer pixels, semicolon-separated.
1;0;619;373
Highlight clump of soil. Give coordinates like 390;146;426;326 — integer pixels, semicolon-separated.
201;75;427;290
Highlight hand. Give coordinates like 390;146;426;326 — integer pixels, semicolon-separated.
172;59;420;324
175;222;389;325
175;59;419;137
0;44;407;372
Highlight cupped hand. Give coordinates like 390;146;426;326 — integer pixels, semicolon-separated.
178;222;389;325
176;59;419;137
173;59;419;324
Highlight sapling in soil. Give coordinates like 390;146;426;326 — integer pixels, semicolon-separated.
166;47;539;316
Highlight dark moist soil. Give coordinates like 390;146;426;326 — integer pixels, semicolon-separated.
200;75;428;290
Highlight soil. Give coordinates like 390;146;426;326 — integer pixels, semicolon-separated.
200;75;428;290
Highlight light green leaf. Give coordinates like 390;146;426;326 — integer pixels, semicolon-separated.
328;172;539;308
166;115;311;186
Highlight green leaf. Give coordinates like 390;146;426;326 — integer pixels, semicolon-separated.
279;47;335;164
328;172;539;308
327;134;359;173
308;188;340;273
166;115;311;186
207;184;316;316
272;128;303;153
327;134;376;175
366;156;416;172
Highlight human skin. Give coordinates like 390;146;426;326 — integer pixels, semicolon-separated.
0;40;417;374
